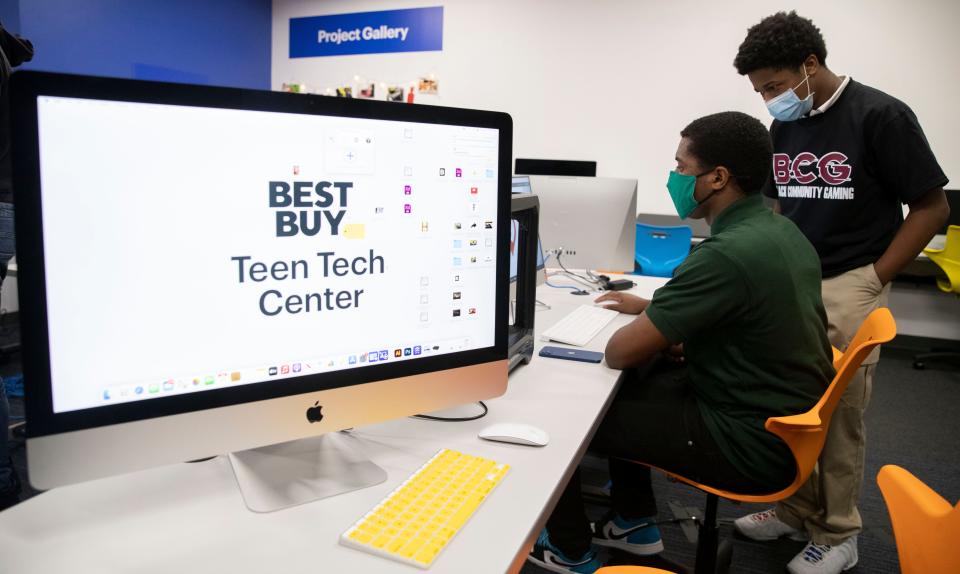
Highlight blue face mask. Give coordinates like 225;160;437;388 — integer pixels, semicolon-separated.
666;170;715;220
766;70;815;122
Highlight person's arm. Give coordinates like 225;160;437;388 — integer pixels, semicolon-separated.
604;312;670;370
873;188;950;285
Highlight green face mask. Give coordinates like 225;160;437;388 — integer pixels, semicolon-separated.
666;169;715;219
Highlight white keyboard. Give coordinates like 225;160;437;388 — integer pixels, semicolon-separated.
540;305;619;347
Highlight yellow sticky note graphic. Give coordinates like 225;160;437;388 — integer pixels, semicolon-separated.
343;223;365;239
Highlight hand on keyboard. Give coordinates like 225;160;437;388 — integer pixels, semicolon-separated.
593;291;649;315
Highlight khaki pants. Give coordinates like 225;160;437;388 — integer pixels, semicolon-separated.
776;263;890;545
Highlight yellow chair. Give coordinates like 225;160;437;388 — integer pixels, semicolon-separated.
925;224;960;294
914;224;960;369
877;465;960;574
627;307;897;574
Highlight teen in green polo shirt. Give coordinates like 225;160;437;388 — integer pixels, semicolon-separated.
527;111;833;574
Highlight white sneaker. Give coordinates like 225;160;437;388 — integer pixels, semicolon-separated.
733;508;807;541
787;538;858;574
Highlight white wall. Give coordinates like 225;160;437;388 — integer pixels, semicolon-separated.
273;0;960;216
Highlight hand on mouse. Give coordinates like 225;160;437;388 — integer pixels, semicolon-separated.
594;292;649;315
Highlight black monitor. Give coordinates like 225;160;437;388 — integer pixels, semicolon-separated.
12;71;512;511
509;175;545;281
515;158;596;177
507;194;539;371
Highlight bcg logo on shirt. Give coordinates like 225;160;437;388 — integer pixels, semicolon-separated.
773;152;852;186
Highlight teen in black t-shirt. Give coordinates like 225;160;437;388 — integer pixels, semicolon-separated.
766;79;947;278
731;11;949;574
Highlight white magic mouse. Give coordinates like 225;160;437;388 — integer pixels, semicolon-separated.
478;423;549;447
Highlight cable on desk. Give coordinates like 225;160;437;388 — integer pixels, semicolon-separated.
556;251;600;286
545;280;583;292
411;401;488;422
554;270;598;290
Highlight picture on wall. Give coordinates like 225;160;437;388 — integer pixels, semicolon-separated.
387;86;404;102
418;77;438;95
359;83;375;98
336;86;352;98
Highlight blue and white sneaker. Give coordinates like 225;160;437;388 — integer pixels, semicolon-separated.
527;529;604;573
591;511;664;555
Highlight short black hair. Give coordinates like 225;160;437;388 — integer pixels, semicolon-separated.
734;11;827;75
680;112;772;195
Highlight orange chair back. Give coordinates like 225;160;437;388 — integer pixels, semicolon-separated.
596;566;676;574
830;345;843;368
877;464;960;574
656;307;896;503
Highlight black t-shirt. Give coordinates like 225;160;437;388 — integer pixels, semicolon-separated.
763;79;949;278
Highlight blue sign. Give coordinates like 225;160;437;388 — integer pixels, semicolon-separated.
290;6;443;58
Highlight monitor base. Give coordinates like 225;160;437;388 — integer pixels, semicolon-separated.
229;432;387;513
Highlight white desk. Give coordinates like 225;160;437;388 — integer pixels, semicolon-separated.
0;275;668;574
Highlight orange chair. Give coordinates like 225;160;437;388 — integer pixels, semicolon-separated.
831;345;844;368
597;567;675;574
877;465;960;574
626;307;897;573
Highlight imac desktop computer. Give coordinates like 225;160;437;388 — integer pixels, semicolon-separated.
529;175;637;272
11;71;513;511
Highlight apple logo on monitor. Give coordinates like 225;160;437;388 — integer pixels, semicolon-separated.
306;401;324;423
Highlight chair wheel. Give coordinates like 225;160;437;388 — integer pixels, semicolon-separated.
913;361;925;370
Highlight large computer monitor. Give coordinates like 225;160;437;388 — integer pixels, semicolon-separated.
530;175;637;272
12;71;512;511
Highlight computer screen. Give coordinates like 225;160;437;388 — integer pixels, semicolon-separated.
13;72;511;499
509;176;545;281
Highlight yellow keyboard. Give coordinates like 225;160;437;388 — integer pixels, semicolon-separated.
339;448;509;568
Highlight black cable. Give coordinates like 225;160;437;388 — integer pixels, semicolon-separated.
411;401;488;422
553;252;594;295
555;251;599;286
185;456;217;463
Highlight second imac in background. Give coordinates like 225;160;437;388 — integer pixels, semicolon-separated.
529;175;637;274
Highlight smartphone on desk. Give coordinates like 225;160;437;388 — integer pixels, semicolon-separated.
539;346;604;363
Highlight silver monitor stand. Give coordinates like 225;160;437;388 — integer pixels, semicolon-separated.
229;432;387;513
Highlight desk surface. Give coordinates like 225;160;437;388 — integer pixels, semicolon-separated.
0;274;668;574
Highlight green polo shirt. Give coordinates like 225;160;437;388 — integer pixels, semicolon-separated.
645;194;834;489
